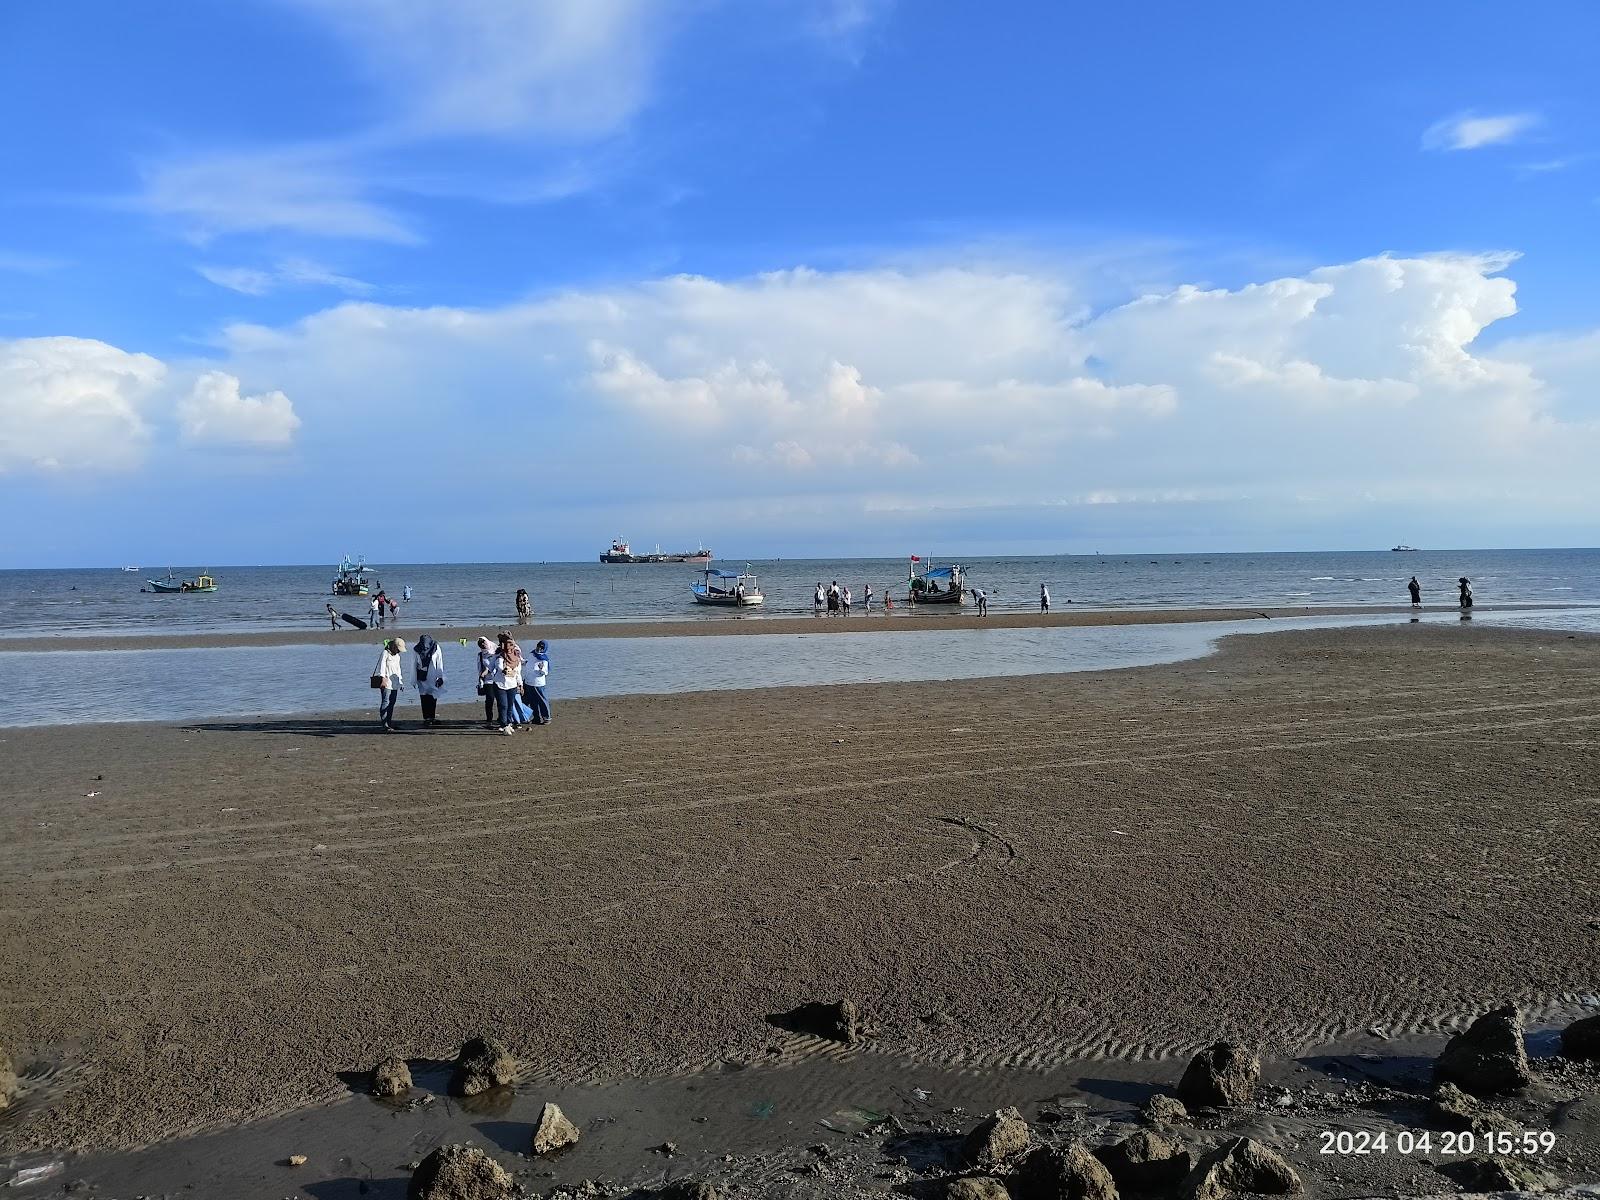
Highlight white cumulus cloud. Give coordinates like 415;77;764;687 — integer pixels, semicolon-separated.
0;337;165;472
1422;111;1540;151
178;372;301;448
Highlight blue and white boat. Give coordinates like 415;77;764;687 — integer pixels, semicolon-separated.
691;568;764;607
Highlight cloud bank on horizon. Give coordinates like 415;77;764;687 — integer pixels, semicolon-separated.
2;0;1599;563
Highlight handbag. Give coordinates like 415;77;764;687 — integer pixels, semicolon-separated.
370;674;385;689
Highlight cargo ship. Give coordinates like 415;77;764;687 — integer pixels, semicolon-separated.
600;538;713;564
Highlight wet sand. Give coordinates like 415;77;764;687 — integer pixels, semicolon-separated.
2;622;1599;1157
0;602;1516;652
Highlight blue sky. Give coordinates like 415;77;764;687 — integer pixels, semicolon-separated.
4;1;1600;566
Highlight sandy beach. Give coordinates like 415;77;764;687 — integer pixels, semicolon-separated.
2;620;1598;1165
0;602;1532;653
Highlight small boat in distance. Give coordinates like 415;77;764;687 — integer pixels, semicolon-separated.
146;569;218;593
333;554;376;595
601;537;713;564
1391;544;1420;552
120;565;140;572
692;567;764;607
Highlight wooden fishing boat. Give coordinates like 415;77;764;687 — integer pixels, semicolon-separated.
146;570;218;593
906;560;967;605
692;568;764;607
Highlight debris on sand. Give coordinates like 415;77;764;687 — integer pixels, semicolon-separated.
648;1181;726;1200
1437;1154;1560;1193
1561;1012;1600;1062
371;1055;413;1097
531;1102;581;1155
1013;1142;1118;1200
408;1144;514;1200
770;999;864;1044
287;1154;308;1167
961;1106;1033;1170
1430;1081;1519;1134
1177;1042;1261;1108
1140;1093;1190;1127
1433;1004;1531;1096
1179;1136;1301;1200
1095;1129;1193;1192
450;1036;517;1097
943;1178;1011;1199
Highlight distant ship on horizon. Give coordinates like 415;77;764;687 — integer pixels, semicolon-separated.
600;538;713;564
1390;544;1420;552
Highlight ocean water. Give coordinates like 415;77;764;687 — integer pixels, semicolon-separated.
3;609;1588;728
1;548;1597;640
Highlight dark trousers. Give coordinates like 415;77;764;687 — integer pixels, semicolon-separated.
420;694;438;722
526;685;550;723
496;686;519;727
378;687;398;726
482;687;496;723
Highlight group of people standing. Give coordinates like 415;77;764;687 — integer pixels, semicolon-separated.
813;580;874;614
369;632;550;733
1407;575;1475;609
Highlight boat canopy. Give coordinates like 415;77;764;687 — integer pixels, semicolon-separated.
919;566;959;580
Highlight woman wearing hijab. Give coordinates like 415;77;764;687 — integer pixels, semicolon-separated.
413;635;445;727
372;637;408;732
475;636;498;728
492;632;525;734
525;640;551;725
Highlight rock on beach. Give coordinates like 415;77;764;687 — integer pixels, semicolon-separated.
1095;1129;1193;1192
0;1047;17;1111
1561;1012;1600;1061
371;1055;412;1097
961;1106;1033;1170
531;1101;581;1155
1012;1142;1118;1200
1177;1042;1261;1108
407;1144;514;1200
450;1036;517;1097
1179;1137;1301;1200
1433;1005;1531;1096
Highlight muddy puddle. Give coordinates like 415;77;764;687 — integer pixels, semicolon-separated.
7;1005;1600;1198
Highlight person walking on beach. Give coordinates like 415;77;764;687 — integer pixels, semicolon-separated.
842;584;852;615
402;584;412;603
475;636;498;728
413;634;445;727
326;603;340;631
525;640;551;724
975;588;988;616
370;593;383;628
863;583;872;613
372;637;407;732
515;588;531;623
1408;576;1421;607
1458;576;1473;610
491;633;525;734
827;581;840;615
1040;583;1050;613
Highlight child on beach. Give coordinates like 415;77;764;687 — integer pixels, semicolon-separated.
327;603;339;630
476;636;497;728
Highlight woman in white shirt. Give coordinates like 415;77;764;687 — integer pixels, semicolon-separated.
475;636;497;728
491;632;525;734
413;635;445;727
372;637;407;731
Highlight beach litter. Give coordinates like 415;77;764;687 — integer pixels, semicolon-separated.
287;1154;307;1167
5;1161;63;1188
818;1105;887;1134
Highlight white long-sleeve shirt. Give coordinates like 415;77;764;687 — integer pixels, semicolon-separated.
491;652;523;690
373;648;404;689
414;644;446;696
529;656;549;689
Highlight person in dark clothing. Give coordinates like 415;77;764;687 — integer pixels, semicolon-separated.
1458;577;1473;609
1407;576;1421;607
